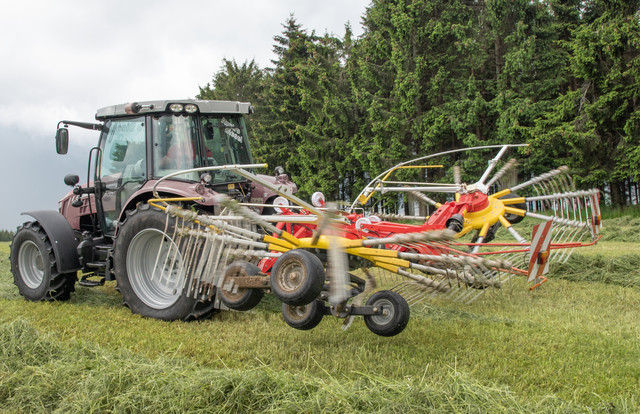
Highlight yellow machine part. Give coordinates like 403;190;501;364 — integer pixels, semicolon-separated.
459;190;527;238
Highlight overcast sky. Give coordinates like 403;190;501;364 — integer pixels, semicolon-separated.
0;0;370;231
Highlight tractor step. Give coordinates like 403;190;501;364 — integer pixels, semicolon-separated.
78;275;105;287
95;245;112;254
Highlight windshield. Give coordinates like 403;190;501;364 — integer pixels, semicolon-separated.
152;115;201;181
151;114;253;183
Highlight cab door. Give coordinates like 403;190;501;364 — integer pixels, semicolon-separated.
97;116;147;235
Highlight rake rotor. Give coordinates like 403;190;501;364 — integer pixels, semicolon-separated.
351;144;601;288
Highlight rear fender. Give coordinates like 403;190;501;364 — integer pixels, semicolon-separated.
21;210;81;273
114;180;222;238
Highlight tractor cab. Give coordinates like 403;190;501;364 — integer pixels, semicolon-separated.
56;100;296;238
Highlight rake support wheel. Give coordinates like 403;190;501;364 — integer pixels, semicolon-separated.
364;290;410;337
270;249;325;306
499;193;526;224
219;261;264;311
281;300;326;330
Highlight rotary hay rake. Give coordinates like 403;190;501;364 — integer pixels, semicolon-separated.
144;171;512;337
348;144;601;290
144;144;601;336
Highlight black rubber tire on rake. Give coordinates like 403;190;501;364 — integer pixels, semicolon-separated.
219;261;264;311
281;299;326;330
113;204;217;321
270;249;326;306
499;193;527;224
364;290;410;337
10;221;77;302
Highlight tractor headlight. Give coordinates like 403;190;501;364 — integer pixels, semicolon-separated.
185;104;198;113
169;103;184;112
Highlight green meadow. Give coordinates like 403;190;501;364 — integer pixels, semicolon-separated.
0;217;638;412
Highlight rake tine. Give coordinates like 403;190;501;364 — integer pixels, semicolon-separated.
511;166;570;193
182;224;202;296
487;158;518;189
464;290;487;305
452;288;475;303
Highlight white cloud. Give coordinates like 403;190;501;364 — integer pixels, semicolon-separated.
0;101;93;140
0;1;368;134
0;0;370;230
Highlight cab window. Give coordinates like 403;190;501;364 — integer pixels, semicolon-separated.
201;116;252;184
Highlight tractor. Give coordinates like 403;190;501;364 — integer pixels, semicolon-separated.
10;104;602;337
10;99;297;321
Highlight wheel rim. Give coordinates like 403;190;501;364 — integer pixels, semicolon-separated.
126;228;184;309
285;304;310;321
370;298;394;326
221;284;245;301
276;260;307;293
18;240;45;289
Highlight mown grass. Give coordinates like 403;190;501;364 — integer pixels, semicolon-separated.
598;216;640;243
601;205;640;220
1;223;639;413
1;318;608;414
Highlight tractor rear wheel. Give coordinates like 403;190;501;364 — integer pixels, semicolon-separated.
11;221;77;301
113;204;216;321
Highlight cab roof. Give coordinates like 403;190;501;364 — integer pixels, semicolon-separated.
95;99;253;120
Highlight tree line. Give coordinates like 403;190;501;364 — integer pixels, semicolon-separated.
198;0;640;209
0;230;14;242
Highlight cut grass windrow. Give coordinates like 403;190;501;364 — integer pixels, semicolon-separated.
0;318;632;414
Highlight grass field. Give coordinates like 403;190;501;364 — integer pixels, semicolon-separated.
0;217;639;413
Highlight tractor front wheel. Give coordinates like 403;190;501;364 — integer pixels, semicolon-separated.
10;221;77;301
113;204;216;321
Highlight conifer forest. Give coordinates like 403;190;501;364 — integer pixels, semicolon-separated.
199;0;640;211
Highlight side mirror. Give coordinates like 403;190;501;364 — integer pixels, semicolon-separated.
64;174;80;187
56;127;69;154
